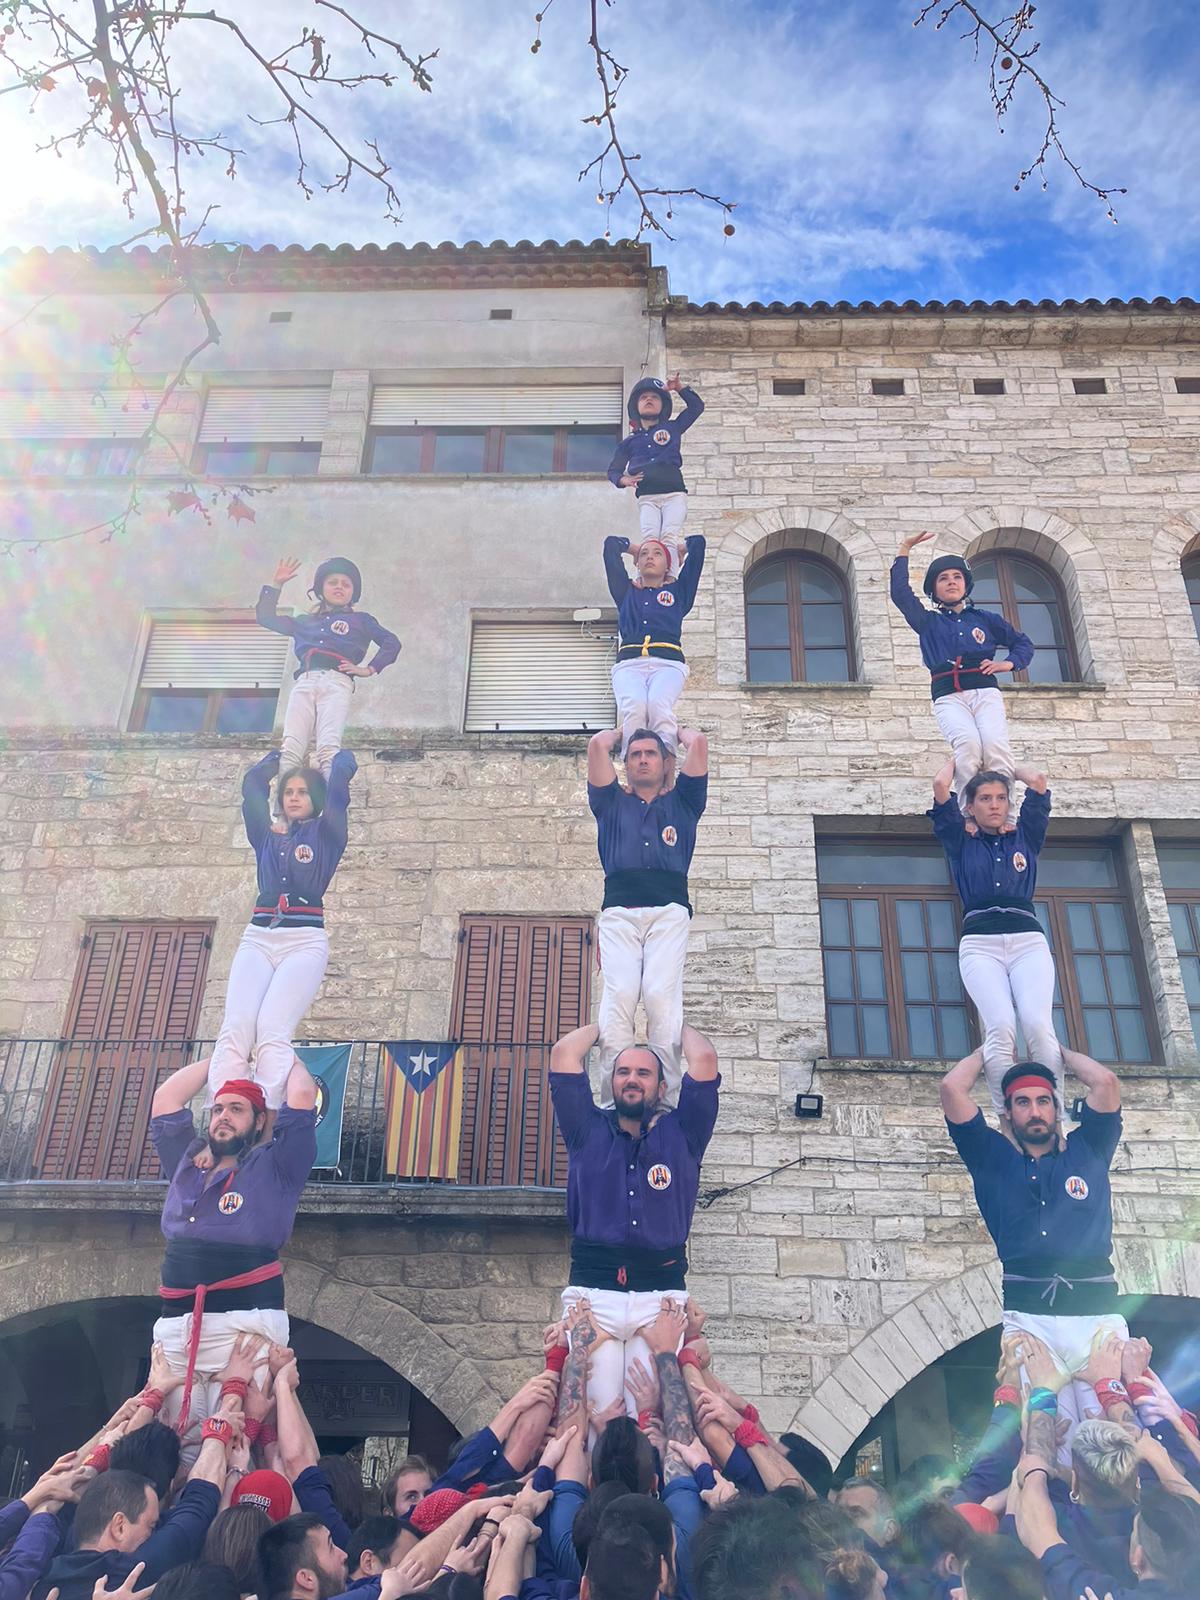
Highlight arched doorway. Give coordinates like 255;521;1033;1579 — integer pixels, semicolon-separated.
0;1295;457;1497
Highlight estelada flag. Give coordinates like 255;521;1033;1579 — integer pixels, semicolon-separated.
382;1041;464;1180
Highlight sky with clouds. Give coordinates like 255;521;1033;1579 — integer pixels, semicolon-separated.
0;0;1196;307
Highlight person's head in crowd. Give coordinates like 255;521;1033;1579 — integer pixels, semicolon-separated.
582;1513;664;1600
316;1452;365;1533
1070;1417;1139;1508
152;1561;242;1600
835;1478;900;1552
74;1470;160;1553
420;1574;484;1600
779;1434;834;1499
346;1514;408;1580
963;770;1011;834
693;1495;824;1600
1131;1483;1200;1584
602;1495;676;1594
208;1080;269;1161
960;1536;1043;1600
572;1482;633;1571
825;1547;888;1600
1000;1064;1060;1152
591;1416;659;1495
610;1047;667;1125
109;1418;181;1501
383;1454;434;1516
232;1470;295;1523
204;1504;272;1596
624;729;670;799
901;1498;976;1587
258;1511;348;1600
893;1453;958;1508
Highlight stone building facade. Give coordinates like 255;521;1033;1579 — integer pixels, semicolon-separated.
1;240;1199;1476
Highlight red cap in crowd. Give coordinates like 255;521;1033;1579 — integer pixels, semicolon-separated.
953;1502;999;1536
231;1469;293;1522
409;1482;491;1534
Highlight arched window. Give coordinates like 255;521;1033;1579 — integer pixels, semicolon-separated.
969;551;1078;683
1183;555;1200;644
745;554;856;683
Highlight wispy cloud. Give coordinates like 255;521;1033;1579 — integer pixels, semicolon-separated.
0;0;1196;305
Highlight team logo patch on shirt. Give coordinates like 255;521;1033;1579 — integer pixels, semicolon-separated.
647;1163;673;1190
971;626;986;645
656;589;676;607
653;428;671;445
293;843;314;864
1065;1175;1089;1200
1012;851;1027;872
217;1191;244;1214
661;825;678;846
330;619;350;635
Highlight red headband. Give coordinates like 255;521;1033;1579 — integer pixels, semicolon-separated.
638;539;669;560
215;1079;267;1114
1004;1074;1056;1103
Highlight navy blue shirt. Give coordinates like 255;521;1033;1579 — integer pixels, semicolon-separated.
607;387;704;496
588;772;707;912
890;556;1034;693
243;749;356;927
946;1105;1122;1312
604;534;706;660
257;587;401;679
1040;1543;1184;1600
929;786;1051;939
429;1426;517;1493
550;1070;719;1253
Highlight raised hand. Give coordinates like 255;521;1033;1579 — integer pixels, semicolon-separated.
664;372;682;392
24;1453;90;1511
693;1388;742;1435
626;1356;661;1417
267;1343;296;1378
700;1471;738;1509
148;1340;185;1397
684;1300;708;1342
217;1333;265;1391
513;1370;561;1413
273;556;301;586
1122;1337;1153;1386
641;1298;688;1358
899;529;937;556
538;1425;577;1474
1080;1331;1124;1386
588;1395;627;1433
542;1319;568;1358
92;1563;155;1600
1017;1332;1061;1392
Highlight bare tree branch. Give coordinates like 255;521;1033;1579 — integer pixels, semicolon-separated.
913;1;1126;221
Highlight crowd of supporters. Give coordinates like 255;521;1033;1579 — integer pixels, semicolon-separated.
3;1303;1199;1600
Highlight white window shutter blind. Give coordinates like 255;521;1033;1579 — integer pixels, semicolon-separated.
370;384;622;427
0;390;152;439
140;621;290;690
465;623;615;733
199;387;330;443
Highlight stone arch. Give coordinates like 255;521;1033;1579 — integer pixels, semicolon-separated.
937;507;1121;687
788;1241;1200;1466
712;506;876;688
1150;511;1200;688
0;1238;504;1436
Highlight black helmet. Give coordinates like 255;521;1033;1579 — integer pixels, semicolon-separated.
627;377;671;425
311;556;362;604
922;555;973;601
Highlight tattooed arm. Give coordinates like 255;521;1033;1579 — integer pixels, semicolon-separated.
642;1301;694;1481
555;1300;603;1483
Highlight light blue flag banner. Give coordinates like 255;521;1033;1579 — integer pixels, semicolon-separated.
295;1043;352;1169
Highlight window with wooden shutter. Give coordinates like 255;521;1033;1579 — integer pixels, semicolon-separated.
131;617;289;734
465;621;615;733
194;386;328;475
450;914;593;1186
35;920;214;1181
0;388;149;477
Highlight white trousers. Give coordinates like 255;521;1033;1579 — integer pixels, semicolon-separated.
611;659;689;756
932;688;1015;817
281;670;354;777
207;924;330;1108
638;493;688;567
153;1307;288;1460
958;932;1064;1113
561;1287;688;1425
1004;1310;1129;1462
596;903;690;1107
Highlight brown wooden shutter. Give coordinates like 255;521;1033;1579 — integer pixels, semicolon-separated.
450;915;592;1185
36;921;213;1181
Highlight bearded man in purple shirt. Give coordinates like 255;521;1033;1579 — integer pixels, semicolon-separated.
147;1051;318;1450
549;1019;720;1425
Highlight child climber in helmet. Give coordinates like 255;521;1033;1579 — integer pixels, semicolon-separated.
256;555;400;780
890;531;1034;820
607;372;704;574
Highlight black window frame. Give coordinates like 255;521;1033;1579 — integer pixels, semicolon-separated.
744;551;858;684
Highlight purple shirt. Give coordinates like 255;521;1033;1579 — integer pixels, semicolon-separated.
549;1071;719;1251
151;1104;316;1250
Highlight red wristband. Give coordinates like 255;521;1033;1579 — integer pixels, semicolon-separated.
1094;1380;1129;1410
258;1422;278;1448
1181;1411;1199;1439
733;1420;768;1450
676;1348;703;1372
637;1408;657;1432
993;1385;1020;1408
86;1444;111;1473
740;1403;760;1425
138;1388;165;1415
544;1345;568;1374
202;1416;232;1444
1126;1381;1154;1405
243;1417;262;1444
220;1378;250;1403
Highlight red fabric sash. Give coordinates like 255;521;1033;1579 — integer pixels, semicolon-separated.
158;1261;283;1436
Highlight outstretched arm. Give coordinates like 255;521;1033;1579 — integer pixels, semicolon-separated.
679;729;708;779
550;1023;599;1077
602;535;633;600
932;758;956;806
681;1023;718;1084
889;532;937;631
285;1054;318;1112
1061;1047;1120;1114
316;750;357;853
588;728;621;789
941;1049;985;1125
152;1057;212;1118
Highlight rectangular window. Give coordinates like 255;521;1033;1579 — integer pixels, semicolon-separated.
195;386;328;474
1176;377;1200;395
772;379;807;396
464;620;615;732
871;378;905;396
1072;377;1108;395
366;383;621;475
973;378;1006;395
130;618;289;734
817;838;1156;1063
489;308;514;320
1158;844;1200;1048
0;387;151;477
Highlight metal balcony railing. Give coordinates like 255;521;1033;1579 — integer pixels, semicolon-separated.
0;1038;567;1190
